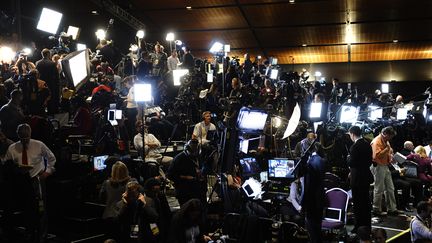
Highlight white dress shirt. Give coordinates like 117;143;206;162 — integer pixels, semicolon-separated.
126;86;137;109
192;121;216;145
167;56;179;72
134;133;162;158
5;139;56;178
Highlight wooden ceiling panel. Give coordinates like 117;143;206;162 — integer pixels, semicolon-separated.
176;29;258;50
243;0;346;27
255;25;345;47
351;0;432;23
353;20;432;44
145;7;248;30
351;42;432;62
267;45;348;64
130;0;236;10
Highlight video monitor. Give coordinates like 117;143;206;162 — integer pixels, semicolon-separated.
93;155;108;171
268;158;295;179
237;107;268;133
239;157;260;177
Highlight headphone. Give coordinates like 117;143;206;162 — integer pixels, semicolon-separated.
184;139;200;156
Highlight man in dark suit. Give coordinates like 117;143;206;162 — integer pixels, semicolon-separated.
303;142;326;243
35;49;59;114
347;126;374;233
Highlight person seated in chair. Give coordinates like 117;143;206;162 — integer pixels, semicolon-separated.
411;201;432;242
134;120;173;171
407;146;432;183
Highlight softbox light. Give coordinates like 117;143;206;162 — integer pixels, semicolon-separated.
67;26;80;40
61;49;90;87
237;107;268;133
134;83;152;102
173;69;189;86
76;43;86;51
37;8;63;34
283;103;301;139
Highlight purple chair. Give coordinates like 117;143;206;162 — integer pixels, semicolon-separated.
321;188;349;230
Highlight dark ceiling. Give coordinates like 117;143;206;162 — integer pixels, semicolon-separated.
8;0;432;64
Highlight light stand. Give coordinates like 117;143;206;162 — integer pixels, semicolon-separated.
134;83;152;162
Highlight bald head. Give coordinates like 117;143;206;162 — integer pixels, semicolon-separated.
404;141;414;151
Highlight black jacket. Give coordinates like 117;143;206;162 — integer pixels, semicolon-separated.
347;138;374;187
35;58;59;90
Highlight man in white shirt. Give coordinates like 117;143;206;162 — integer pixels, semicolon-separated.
134;120;173;170
192;111;216;145
411;201;432;242
167;51;179;72
5;123;56;242
5;123;56;178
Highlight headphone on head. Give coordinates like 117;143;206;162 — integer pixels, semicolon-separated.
184;139;200;156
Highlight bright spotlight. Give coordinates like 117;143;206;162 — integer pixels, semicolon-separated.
173;69;189;86
315;71;322;77
272;116;282;128
67;26;80;40
134;83;152;102
381;83;389;93
181;46;186;51
22;48;32;55
37;8;63;34
224;44;230;53
136;30;145;39
209;42;223;53
175;40;183;46
166;32;175;41
76;43;87;51
0;46;15;63
95;29;106;40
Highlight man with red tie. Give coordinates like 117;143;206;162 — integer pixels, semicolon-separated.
5;123;56;242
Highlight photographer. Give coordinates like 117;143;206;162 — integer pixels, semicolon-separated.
115;181;159;242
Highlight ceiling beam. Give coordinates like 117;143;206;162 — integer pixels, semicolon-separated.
233;0;267;57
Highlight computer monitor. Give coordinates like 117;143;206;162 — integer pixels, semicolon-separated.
268;158;295;179
93;155;108;171
239;157;260;178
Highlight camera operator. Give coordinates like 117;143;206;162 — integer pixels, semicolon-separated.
167;139;207;206
259;78;275;107
3;66;19;98
24;69;51;116
36;48;60;114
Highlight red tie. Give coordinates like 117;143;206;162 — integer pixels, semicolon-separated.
22;146;28;165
